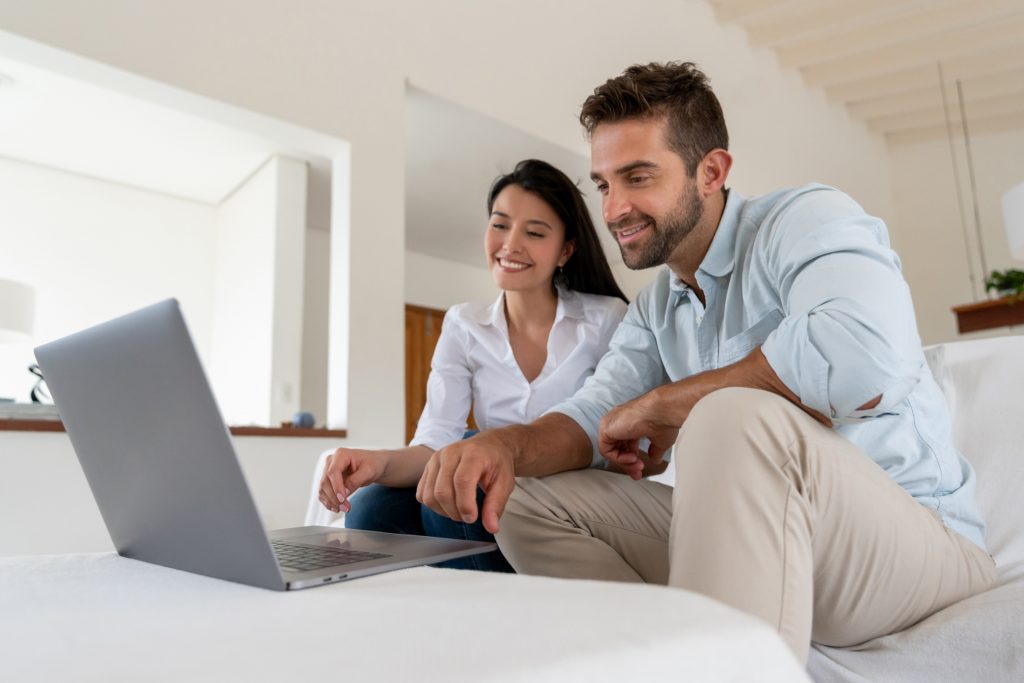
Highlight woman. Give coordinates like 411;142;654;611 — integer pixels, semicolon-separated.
318;159;627;571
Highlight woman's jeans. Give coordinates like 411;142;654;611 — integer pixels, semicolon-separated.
344;483;514;573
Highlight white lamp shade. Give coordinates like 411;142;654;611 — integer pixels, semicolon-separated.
0;278;36;342
1003;181;1024;262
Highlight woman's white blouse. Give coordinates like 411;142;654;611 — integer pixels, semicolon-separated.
410;287;628;451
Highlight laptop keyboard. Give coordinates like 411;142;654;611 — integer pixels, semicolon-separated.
272;540;392;573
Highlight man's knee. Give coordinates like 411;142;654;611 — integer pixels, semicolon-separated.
674;388;811;479
498;478;534;526
501;473;575;523
493;477;547;566
496;476;551;542
496;470;602;544
688;387;792;427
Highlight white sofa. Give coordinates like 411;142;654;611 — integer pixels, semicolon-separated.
808;335;1024;681
306;335;1024;680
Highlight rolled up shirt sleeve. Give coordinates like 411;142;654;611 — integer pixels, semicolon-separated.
410;314;472;451
758;191;924;423
548;301;669;466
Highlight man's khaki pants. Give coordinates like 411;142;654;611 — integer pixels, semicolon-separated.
495;388;997;662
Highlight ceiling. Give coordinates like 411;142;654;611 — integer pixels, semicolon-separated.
0;55;276;203
4;2;1020;275
0;54;332;227
710;0;1024;144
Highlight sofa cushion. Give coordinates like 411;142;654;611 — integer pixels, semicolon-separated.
924;335;1024;581
809;334;1024;682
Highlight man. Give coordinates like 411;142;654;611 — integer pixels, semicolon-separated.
414;62;997;661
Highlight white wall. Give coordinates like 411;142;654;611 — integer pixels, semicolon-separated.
210;160;276;422
0;431;335;556
0;155;217;400
209;155;307;425
301;228;330;425
213;157;306;423
269;158;309;422
0;152;319;423
0;0;895;448
0;1;904;556
404;250;496;311
888;127;1024;344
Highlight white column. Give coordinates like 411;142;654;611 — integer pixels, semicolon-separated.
210;155;308;426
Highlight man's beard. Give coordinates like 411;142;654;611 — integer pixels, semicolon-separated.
614;182;703;270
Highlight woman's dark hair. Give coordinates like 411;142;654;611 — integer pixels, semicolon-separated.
487;159;628;303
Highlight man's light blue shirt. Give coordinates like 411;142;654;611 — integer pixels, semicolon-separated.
552;184;987;550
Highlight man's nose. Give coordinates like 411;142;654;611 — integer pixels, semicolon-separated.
603;185;630;225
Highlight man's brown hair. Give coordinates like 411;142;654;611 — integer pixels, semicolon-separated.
579;62;729;175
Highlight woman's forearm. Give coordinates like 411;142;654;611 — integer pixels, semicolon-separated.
377;445;434;488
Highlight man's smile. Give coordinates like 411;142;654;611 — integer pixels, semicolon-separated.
614;221;651;245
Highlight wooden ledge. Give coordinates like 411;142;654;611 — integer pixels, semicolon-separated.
0;419;347;438
229;425;347;438
952;295;1024;334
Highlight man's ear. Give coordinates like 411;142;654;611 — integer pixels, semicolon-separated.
559;239;576;267
698;149;733;198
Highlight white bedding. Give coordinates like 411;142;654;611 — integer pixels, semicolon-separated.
0;553;806;682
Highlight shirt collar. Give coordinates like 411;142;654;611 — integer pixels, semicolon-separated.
555;285;586;322
485;291;506;328
697;188;745;279
477;285;583;328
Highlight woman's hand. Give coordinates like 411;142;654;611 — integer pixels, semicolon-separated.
319;448;389;513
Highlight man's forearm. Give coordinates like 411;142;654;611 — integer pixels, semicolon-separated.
658;347;831;426
501;413;593;477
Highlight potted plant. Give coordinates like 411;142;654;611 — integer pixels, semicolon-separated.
985;269;1024;301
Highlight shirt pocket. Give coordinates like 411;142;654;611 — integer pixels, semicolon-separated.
719;309;784;366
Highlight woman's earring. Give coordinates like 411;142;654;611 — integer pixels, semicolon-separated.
555;265;568;287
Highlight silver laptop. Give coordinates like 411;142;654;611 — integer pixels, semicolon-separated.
34;299;496;590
